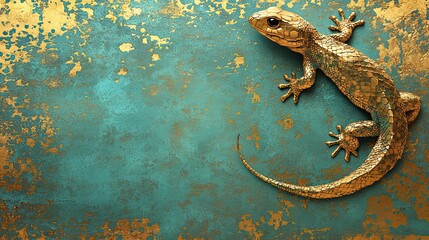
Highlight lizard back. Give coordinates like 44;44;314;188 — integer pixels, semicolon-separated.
309;35;400;113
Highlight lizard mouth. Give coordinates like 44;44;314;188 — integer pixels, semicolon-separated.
266;34;303;42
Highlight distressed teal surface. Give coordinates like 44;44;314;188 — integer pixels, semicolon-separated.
1;0;428;238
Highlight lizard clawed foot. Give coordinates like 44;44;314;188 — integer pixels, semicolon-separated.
326;125;359;162
278;72;303;104
329;8;364;32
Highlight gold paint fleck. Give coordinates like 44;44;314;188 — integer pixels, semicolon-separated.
280;199;294;217
105;10;117;23
119;43;135;52
246;126;261;149
81;8;94;19
226;19;237;25
15;80;28;87
0;83;7;93
287;0;301;8
245;82;261;103
49;147;59;154
152;53;161;61
119;3;142;20
234;54;245;68
26;138;36;148
277;114;294;130
68;61;82;77
117;67;128;75
149;35;171;49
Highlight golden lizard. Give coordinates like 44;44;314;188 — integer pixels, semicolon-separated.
238;7;421;199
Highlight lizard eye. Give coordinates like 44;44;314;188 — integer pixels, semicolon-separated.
267;18;280;27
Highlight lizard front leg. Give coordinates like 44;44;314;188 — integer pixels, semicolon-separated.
278;58;316;104
328;8;365;43
326;120;380;162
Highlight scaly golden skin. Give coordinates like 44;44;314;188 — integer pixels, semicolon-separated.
239;7;421;199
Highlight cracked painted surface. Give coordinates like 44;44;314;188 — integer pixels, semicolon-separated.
0;0;428;238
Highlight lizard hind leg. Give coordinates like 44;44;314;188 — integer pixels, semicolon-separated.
326;121;380;162
400;92;421;123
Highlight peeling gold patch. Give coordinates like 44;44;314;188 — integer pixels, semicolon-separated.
347;0;367;11
238;214;264;240
386;159;429;223
159;0;195;19
267;210;288;230
119;3;142;20
371;1;429;80
0;0;78;74
0;201;49;236
351;195;408;238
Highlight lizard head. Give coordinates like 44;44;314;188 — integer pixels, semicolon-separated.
248;7;316;53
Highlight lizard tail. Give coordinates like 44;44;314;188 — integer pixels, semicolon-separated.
237;101;408;199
